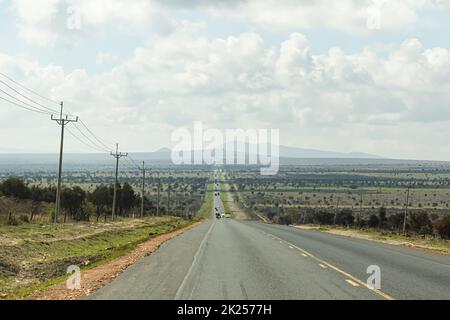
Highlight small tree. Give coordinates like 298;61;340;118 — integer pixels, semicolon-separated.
0;177;31;199
89;185;112;221
61;186;87;222
409;212;433;235
314;210;334;225
30;185;55;203
368;214;379;228
336;209;354;227
435;216;450;239
387;213;404;233
119;183;137;215
378;207;387;229
287;207;301;225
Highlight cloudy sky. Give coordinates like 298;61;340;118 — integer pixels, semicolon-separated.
0;0;450;160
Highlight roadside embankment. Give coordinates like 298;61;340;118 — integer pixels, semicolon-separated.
0;216;196;299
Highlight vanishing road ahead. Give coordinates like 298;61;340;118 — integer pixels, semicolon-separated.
90;188;450;300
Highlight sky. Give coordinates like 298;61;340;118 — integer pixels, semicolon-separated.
0;0;450;160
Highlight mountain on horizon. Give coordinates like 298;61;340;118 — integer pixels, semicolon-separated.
278;145;382;159
0;145;383;159
156;144;382;160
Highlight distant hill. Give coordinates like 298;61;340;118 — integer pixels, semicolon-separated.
0;145;383;172
1;150;449;174
0;145;382;160
279;145;382;159
196;143;383;160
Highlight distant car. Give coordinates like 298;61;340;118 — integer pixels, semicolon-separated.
221;213;225;218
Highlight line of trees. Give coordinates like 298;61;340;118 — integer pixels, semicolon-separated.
266;205;450;239
0;177;152;222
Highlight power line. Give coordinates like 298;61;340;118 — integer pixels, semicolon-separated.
0;73;116;156
0;72;146;223
66;126;110;153
0;78;60;114
120;159;136;171
128;154;142;170
0;88;53;115
0;95;51;115
78;119;114;151
0;71;61;106
71;122;111;153
123;157;141;171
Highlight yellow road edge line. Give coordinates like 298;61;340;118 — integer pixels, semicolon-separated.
263;231;395;300
319;263;328;269
346;279;360;287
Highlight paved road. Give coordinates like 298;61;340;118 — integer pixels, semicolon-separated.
90;189;450;300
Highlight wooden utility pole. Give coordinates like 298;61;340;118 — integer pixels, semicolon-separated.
141;161;145;218
402;187;410;234
358;193;363;227
157;177;161;216
167;183;170;215
333;196;340;225
110;143;127;221
51;101;78;223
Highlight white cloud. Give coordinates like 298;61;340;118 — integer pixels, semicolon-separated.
10;0;176;46
96;52;120;65
9;0;450;47
1;25;450;159
163;0;450;33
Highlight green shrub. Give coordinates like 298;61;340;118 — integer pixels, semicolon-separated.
368;214;380;228
19;214;30;223
6;214;19;226
409;212;433;235
435;216;450;239
0;177;31;199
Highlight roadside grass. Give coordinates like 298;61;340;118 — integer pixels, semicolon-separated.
0;216;193;299
196;184;213;220
231;186;258;220
220;191;232;217
297;224;450;254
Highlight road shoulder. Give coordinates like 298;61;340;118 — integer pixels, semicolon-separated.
293;225;450;256
28;221;203;300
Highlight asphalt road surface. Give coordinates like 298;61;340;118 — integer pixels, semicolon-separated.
90;187;450;300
